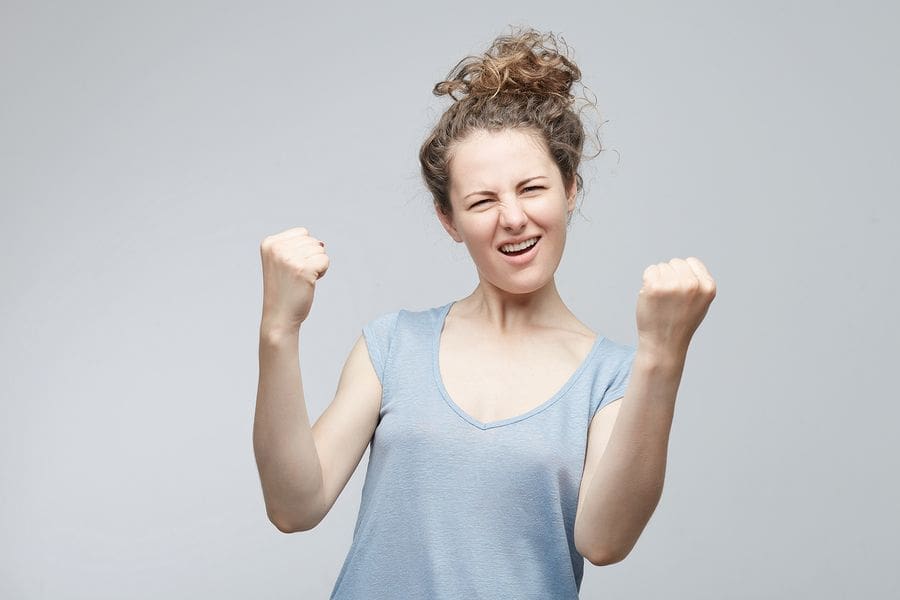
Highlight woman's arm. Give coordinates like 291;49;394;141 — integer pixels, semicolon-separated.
576;256;715;564
575;347;684;565
253;325;325;533
253;323;384;534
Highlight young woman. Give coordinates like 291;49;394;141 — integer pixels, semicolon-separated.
254;27;716;599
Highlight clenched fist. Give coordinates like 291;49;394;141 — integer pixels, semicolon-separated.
259;227;330;333
636;257;716;355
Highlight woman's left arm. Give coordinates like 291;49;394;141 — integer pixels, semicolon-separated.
575;257;716;565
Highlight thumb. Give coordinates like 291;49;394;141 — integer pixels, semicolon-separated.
309;253;329;281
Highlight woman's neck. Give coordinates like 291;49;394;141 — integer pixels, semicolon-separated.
452;278;578;337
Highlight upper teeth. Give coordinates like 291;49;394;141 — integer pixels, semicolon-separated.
501;237;539;253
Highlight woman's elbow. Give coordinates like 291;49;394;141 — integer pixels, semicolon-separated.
268;509;319;534
586;545;629;566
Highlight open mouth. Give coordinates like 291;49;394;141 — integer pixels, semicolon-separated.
498;236;541;258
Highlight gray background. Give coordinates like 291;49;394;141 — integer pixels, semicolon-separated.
2;1;897;598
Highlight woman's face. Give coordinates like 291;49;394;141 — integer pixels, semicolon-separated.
437;128;576;295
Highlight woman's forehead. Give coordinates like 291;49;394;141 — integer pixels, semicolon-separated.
450;130;554;186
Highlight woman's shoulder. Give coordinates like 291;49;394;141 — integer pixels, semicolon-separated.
364;301;451;330
367;302;449;318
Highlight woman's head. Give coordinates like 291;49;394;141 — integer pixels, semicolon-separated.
434;127;576;294
419;27;600;294
419;27;593;221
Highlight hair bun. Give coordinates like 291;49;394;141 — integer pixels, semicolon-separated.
434;27;582;103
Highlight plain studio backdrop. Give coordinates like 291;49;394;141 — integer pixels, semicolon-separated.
1;1;897;598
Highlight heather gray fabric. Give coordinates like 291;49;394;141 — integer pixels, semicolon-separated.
330;300;635;599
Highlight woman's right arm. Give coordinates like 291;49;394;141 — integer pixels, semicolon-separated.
254;324;325;533
252;228;381;533
254;326;383;534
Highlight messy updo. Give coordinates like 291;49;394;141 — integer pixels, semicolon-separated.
419;26;602;222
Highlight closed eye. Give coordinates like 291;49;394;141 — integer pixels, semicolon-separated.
470;187;544;207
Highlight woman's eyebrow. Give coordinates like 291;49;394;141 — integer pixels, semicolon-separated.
463;176;549;199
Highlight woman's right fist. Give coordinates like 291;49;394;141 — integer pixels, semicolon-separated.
259;227;329;332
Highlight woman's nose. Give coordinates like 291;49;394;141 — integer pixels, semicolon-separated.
498;198;528;231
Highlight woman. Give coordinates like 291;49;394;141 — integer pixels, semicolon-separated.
253;27;716;599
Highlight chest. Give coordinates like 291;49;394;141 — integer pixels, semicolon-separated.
437;332;595;425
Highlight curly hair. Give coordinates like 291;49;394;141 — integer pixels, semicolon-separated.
419;26;602;222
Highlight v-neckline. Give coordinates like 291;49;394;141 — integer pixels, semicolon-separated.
432;300;604;430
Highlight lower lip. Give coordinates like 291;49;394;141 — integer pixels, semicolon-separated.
498;237;540;265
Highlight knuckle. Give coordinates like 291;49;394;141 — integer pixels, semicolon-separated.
644;281;662;294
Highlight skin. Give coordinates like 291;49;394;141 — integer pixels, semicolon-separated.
435;126;717;565
253;126;718;571
435;127;584;336
433;127;601;427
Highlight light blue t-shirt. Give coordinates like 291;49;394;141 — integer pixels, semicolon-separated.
330;301;636;599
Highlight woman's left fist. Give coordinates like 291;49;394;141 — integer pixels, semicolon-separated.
636;257;717;354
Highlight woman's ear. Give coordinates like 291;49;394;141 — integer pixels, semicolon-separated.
435;203;463;243
566;178;577;214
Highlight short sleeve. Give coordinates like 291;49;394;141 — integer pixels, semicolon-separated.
361;310;400;387
590;343;637;419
